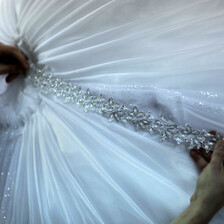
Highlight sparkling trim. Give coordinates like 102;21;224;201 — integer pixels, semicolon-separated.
27;64;221;152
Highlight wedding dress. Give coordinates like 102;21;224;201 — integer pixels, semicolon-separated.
0;0;224;223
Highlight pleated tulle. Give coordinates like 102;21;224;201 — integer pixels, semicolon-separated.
1;0;224;223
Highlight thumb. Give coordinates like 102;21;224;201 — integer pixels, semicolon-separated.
210;140;224;168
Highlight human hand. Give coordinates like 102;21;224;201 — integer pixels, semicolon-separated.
0;42;29;83
190;140;224;220
171;137;224;224
190;131;217;170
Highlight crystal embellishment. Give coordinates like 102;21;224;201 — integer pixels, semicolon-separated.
27;64;220;153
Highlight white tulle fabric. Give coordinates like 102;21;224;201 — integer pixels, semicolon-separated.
0;0;224;223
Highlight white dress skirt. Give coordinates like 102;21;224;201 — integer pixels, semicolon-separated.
0;0;224;223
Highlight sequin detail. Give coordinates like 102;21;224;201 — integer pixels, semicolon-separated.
0;126;19;224
27;64;220;152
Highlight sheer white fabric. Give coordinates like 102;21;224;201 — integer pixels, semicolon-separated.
0;0;224;223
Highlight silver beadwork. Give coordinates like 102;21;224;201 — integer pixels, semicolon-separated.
27;64;220;153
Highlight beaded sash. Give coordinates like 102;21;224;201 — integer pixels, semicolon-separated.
27;64;221;152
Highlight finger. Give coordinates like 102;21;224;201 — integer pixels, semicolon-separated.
210;140;224;167
209;130;216;135
199;147;212;162
197;130;216;161
9;49;28;70
1;46;28;70
0;64;25;75
6;74;19;83
190;149;208;171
